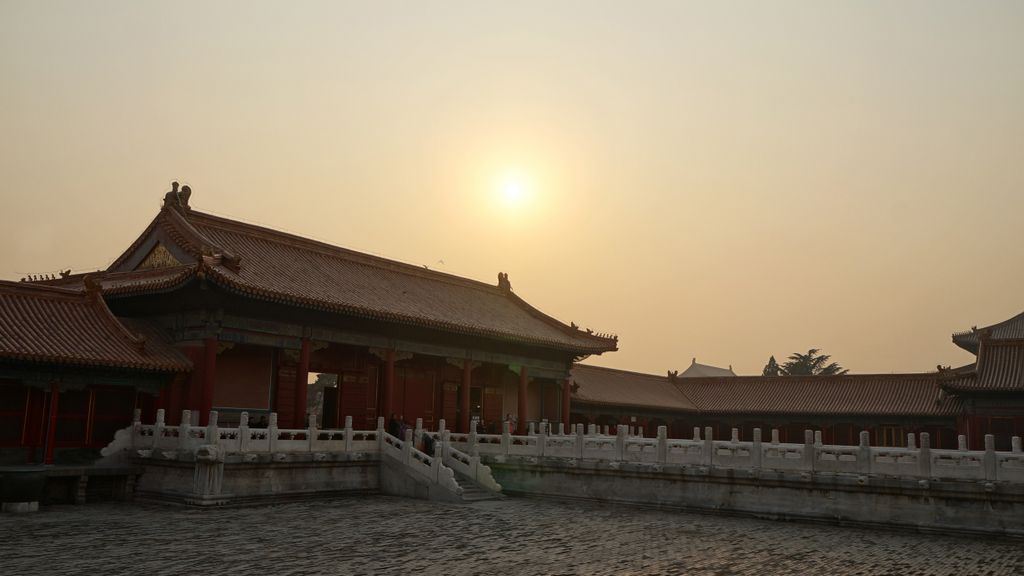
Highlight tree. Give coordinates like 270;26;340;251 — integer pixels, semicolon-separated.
762;355;781;377
779;349;848;376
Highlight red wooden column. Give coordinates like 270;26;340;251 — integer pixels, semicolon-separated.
382;349;396;420
294;337;311;428
460;360;472;433
562;377;571;428
44;383;60;465
517;366;529;435
200;337;217;426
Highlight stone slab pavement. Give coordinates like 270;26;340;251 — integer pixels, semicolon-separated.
1;496;1022;575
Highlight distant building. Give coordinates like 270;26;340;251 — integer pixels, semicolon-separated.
677;358;736;378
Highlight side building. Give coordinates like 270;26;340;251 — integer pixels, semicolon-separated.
570;364;961;448
572;309;1024;449
0;281;190;464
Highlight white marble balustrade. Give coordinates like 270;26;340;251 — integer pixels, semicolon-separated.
120;410;1024;484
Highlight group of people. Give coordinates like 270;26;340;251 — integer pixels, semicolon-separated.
387;413;437;455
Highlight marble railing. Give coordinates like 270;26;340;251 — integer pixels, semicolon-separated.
110;410;1024;485
446;423;1024;484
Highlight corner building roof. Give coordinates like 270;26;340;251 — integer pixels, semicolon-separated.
0;281;190;372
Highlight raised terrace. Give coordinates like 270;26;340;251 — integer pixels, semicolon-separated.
60;409;1024;538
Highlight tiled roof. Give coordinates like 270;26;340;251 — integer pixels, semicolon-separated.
98;199;618;354
571;364;698;411
0;281;191;372
675;375;960;417
942;344;1024;392
571;363;959;418
952;311;1024;353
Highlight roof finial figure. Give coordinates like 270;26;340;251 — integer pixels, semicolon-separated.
497;272;511;292
162;181;192;211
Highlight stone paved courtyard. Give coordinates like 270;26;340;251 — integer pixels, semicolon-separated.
1;496;1022;575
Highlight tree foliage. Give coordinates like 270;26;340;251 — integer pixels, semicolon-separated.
762;355;781;377
777;349;848;376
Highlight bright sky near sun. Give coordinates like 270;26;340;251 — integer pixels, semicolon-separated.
2;1;1023;376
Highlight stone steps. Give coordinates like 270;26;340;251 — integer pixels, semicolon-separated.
453;473;503;502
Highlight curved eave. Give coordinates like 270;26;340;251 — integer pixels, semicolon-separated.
101;264;617;355
0;353;191;374
572;398;699;413
206;268;617;355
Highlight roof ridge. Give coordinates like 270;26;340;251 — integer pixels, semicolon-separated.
186;209;509;294
506;291;617;345
677;373;937;384
573;363;668;379
0;279;88;299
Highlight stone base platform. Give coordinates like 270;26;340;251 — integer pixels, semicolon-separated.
486;455;1024;538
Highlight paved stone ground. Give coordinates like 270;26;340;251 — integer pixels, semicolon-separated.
1;496;1022;575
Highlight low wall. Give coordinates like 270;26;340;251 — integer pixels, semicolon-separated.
134;453;379;506
486;455;1024;538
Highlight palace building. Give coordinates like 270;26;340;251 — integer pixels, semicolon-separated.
1;183;618;464
2;183;1022;464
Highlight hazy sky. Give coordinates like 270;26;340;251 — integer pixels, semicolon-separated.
3;2;1023;376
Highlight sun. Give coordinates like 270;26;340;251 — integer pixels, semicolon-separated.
498;172;530;207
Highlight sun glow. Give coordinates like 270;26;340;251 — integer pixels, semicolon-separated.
498;172;530;207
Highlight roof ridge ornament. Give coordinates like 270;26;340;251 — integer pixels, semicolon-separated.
497;272;511;292
162;181;192;212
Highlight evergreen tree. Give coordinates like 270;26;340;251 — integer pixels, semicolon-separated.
762;355;781;376
779;349;848;376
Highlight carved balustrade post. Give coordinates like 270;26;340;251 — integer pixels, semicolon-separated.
376;417;385;452
268;413;279;453
154;408;165;450
131;408;142;448
703;427;713;467
403;428;413;466
575;424;585;460
858;431;871;474
693;427;701;442
731;428;739;443
528;422;536;436
206;411;219;446
558;423;565;436
343;416;353;453
907;433;916;450
657;425;667;464
308;413;318;452
638;426;644;438
771;429;780;444
984;434;997;481
537;423;547;458
615;425;626;461
957;434;968;451
587;424;596;436
1013;436;1022;454
441;429;451;461
414;418;423;448
813;430;822;447
803;430;815;471
501;424;511;456
239;412;250;453
179;410;192;451
752;428;762;469
918;432;931;478
467;424;478;457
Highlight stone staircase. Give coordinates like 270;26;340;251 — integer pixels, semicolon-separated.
453;473;503;502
